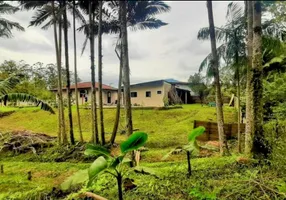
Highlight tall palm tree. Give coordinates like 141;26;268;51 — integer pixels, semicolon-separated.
89;0;99;144
98;0;105;145
21;0;68;144
78;0;170;142
120;0;133;136
72;0;83;143
252;1;268;159
245;0;253;155
198;2;246;153
0;1;24;38
52;0;66;144
63;0;75;145
206;0;230;156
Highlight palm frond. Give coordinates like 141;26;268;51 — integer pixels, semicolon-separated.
19;1;50;10
29;5;53;27
0;2;19;14
129;18;168;31
226;2;243;23
0;93;55;114
0;18;25;38
197;27;226;42
0;76;20;95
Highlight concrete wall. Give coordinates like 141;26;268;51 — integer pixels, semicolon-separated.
130;85;166;107
59;89;118;105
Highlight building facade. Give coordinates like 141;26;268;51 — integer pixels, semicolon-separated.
51;82;119;106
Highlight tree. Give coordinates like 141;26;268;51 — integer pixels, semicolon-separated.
188;73;208;104
63;0;75;145
72;0;83;143
206;0;230;156
0;1;24;38
198;2;246;153
120;0;133;136
88;0;99;144
252;1;269;159
245;0;253;155
98;0;105;145
77;1;170;142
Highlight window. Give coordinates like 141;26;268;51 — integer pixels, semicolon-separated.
131;92;137;98
146;91;151;97
157;90;162;94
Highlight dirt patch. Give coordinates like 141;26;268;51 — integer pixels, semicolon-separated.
0;130;56;154
0;111;15;118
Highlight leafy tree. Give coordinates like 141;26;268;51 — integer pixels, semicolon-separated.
0;1;24;38
188;73;208;104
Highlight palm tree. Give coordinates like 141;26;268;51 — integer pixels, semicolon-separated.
78;1;170;143
245;0;253;155
198;2;246;153
252;1;268;159
52;0;66;144
62;0;75;145
72;0;83;143
98;0;105;145
120;0;133;136
20;0;68;144
206;0;230;156
0;1;24;38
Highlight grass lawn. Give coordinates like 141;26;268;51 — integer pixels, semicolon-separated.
5;104;283;199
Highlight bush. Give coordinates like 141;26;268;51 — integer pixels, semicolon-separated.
264;120;286;174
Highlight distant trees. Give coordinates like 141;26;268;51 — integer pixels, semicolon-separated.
188;73;208;104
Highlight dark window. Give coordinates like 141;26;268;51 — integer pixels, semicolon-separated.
157;90;162;94
146;91;151;97
80;90;87;97
131;92;137;98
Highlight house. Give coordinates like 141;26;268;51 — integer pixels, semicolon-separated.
128;79;195;107
51;82;118;105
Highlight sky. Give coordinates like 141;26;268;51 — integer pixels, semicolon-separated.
0;1;244;87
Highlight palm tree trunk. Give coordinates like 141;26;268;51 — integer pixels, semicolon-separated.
235;33;241;153
206;0;230;156
52;1;62;145
120;0;133;136
63;0;75;145
245;0;254;156
252;1;267;159
73;0;83;143
98;0;105;145
57;1;67;144
89;1;99;144
111;46;123;144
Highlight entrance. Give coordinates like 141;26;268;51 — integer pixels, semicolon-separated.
107;91;111;104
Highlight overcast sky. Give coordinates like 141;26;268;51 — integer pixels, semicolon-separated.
0;1;244;86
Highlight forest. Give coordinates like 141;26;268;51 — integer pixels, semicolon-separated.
1;0;286;200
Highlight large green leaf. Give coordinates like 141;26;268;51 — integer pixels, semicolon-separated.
88;156;108;187
60;169;88;191
120;132;148;154
84;144;111;159
188;126;206;142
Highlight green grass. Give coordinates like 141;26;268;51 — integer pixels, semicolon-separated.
0;104;236;148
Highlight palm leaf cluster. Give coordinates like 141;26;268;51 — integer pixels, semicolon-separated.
0;1;24;38
0;93;55;114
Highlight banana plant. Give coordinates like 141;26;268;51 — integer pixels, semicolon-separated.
61;131;148;200
163;126;205;177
